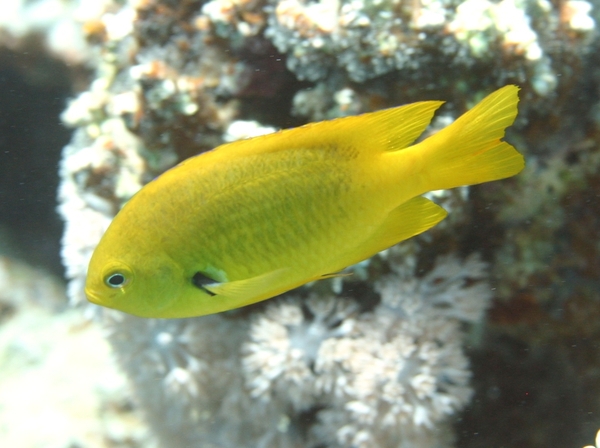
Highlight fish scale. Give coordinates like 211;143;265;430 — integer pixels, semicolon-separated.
191;148;356;266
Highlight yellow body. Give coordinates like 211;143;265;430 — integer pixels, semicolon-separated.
85;85;524;318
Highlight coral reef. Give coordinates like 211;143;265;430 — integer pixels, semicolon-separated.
51;0;600;447
201;0;595;100
0;0;107;64
100;253;489;447
201;0;595;91
0;257;152;447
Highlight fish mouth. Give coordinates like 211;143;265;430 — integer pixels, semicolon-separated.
84;288;106;306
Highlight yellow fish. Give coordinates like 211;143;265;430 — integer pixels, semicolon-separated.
85;85;524;318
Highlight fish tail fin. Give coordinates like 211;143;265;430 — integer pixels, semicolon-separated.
414;85;524;192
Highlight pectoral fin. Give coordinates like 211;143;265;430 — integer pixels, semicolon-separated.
204;268;292;305
319;272;352;279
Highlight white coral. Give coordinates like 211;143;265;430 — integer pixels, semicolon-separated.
242;295;357;410
584;429;600;448
241;255;492;447
312;308;473;446
376;253;492;324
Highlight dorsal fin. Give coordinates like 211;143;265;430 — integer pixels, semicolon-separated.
323;100;445;152
205;100;445;161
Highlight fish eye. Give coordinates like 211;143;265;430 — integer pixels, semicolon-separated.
105;272;128;288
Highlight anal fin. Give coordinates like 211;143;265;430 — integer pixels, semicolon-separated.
344;196;447;265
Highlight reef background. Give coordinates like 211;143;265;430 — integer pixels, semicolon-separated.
1;0;600;447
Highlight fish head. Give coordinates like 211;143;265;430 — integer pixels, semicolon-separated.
85;231;186;318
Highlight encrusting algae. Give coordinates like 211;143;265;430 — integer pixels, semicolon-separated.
85;85;524;318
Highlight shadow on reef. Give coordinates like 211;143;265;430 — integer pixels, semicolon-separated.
0;49;73;275
455;64;600;447
457;335;586;448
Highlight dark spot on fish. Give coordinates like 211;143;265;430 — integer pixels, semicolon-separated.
342;145;359;160
192;271;217;296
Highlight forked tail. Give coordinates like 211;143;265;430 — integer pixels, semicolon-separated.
413;85;524;192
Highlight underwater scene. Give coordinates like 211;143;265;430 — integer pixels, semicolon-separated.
0;0;599;447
